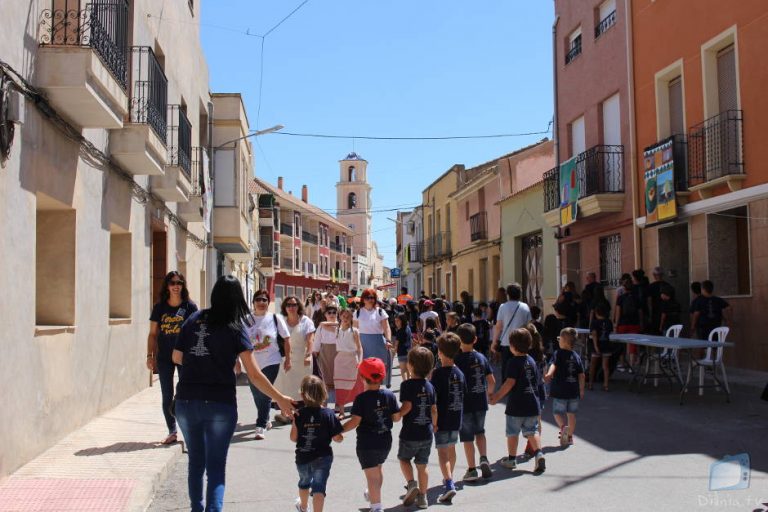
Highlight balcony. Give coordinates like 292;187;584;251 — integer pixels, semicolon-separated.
470;212;488;242
687;110;745;198
330;241;343;252
595;10;616;39
408;242;423;263
258;229;274;270
565;37;582;65
110;46;168;175
543;145;625;227
258;195;275;227
302;231;319;245
304;262;318;278
424;232;451;262
281;257;293;271
178;147;207;222
151;105;192;202
213;207;250;258
37;0;129;128
346;247;352;255
280;223;294;237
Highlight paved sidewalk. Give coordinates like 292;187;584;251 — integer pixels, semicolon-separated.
0;380;182;512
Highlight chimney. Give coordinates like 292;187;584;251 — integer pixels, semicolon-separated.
277;176;284;190
302;184;308;203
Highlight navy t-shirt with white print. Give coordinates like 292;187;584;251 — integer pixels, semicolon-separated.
351;389;400;450
294;406;343;465
150;300;198;361
454;351;492;413
503;355;541;418
174;310;253;405
430;365;466;432
399;378;436;441
549;349;585;400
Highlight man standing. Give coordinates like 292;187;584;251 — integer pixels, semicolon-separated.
397;286;413;306
690;280;732;339
647;267;672;335
580;272;598;328
491;283;532;381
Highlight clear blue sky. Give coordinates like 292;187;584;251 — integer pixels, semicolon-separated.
200;1;554;267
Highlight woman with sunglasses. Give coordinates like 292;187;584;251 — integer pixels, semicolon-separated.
314;305;339;402
246;289;292;440
146;271;198;445
173;276;294;512
274;296;316;421
353;288;393;387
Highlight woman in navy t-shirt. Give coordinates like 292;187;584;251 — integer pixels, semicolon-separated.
172;276;294;512
146;271;198;445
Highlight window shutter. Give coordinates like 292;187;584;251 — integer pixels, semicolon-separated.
717;45;738;112
668;77;684;135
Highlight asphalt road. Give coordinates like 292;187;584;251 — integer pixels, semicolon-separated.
149;365;768;512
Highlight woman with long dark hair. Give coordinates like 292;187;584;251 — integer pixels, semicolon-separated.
173;276;294;512
146;271;198;445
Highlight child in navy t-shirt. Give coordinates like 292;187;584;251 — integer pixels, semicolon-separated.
429;333;466;504
588;303;614;391
454;323;496;482
342;358;401;512
397;347;437;508
290;375;343;512
490;328;545;473
544;328;585;448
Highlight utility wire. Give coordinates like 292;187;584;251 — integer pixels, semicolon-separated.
263;0;311;37
274;130;551;141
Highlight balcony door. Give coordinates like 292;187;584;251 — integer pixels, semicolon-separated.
602;93;621;188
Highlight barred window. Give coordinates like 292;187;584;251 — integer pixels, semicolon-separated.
599;234;621;287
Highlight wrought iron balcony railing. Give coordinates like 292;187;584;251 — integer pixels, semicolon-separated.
565;37;582;64
424;232;452;262
259;231;273;258
167;105;192;178
40;0;129;89
687;110;744;188
470;212;488;242
595;10;616;39
280;223;294;237
330;241;343;252
302;231;319;244
408;242;423;263
576;144;624;197
129;46;168;141
543;166;560;212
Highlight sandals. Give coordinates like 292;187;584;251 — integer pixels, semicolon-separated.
161;433;178;445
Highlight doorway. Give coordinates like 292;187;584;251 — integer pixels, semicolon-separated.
565;242;581;290
658;223;690;311
151;230;168;304
521;232;544;309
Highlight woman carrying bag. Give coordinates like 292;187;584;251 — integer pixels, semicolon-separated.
353;288;393;387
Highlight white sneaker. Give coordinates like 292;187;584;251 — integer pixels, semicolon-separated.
254;427;265;440
266;420;273;431
294;497;310;512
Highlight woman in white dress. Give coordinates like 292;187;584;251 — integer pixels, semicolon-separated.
274;296;316;421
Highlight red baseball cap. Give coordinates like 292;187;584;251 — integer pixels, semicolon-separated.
358;357;386;383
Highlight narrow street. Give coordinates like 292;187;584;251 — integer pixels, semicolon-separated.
149;368;768;511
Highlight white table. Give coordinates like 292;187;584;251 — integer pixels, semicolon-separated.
609;333;733;404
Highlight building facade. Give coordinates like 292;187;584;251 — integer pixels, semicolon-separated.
396;207;424;297
253;177;353;310
631;0;768;370
499;140;557;311
546;0;636;298
421;166;460;299
0;0;261;476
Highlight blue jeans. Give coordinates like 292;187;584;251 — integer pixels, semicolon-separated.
157;358;180;434
360;333;392;387
296;455;334;496
248;364;280;428
175;399;238;512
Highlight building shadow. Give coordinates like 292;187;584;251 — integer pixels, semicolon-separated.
74;441;176;456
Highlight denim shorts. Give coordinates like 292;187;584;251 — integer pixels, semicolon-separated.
296;455;333;496
552;398;580;415
434;430;459;448
505;415;539;437
398;355;409;363
459;411;487;443
397;438;432;465
356;448;390;469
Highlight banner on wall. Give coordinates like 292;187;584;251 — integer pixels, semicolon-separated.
643;138;677;226
559;156;579;226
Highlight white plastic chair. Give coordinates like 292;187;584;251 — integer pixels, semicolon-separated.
658;324;683;386
696;327;730;397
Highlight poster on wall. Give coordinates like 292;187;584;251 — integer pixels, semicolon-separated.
559;156;579;226
643;138;677;226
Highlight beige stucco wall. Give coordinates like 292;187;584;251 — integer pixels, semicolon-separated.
0;0;212;477
422;167;459;296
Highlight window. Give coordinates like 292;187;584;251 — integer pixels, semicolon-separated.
595;0;616;38
717;45;738;112
569;115;586;157
110;229;132;319
36;201;76;326
668;77;684;135
295;247;301;269
708;206;750;296
654;60;685;139
294;212;301;238
566;27;582;64
349;166;356;181
348;192;357;209
273;242;280;266
599;234;621;287
274;285;285;311
287;286;295;298
701;27;739;119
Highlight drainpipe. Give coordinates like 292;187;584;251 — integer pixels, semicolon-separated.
625;0;642;269
552;12;562;294
207;99;216;304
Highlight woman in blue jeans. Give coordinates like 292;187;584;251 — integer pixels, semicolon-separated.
146;271;198;444
245;289;292;440
173;276;295;512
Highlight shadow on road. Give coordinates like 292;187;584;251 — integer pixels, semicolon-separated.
74;441;175;456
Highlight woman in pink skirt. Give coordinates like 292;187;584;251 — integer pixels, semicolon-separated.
333;308;363;418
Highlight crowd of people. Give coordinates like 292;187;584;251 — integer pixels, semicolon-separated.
144;271;732;511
